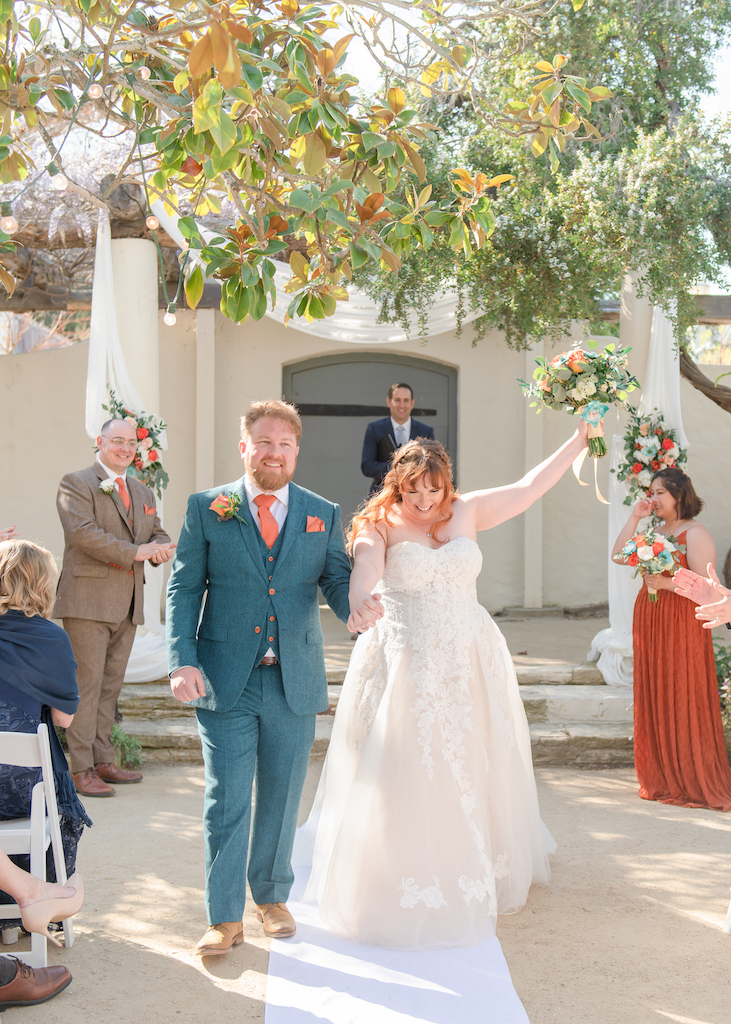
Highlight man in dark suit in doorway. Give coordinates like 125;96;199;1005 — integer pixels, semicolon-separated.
360;382;435;495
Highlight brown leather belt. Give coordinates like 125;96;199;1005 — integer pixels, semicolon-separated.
259;656;278;666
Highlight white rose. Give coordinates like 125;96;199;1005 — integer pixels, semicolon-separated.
638;470;652;486
663;537;675;550
584;382;596;395
143;437;153;449
637;545;655;560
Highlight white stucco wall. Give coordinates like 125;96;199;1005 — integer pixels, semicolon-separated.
2;305;730;613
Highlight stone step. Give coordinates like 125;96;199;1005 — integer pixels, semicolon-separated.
530;723;634;768
519;685;633;725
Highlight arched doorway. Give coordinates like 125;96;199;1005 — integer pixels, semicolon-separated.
283;352;457;521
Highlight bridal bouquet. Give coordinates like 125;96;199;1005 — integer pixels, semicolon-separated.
519;341;640;458
613;525;685;602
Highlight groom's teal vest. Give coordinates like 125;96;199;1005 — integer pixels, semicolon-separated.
166;478;351;715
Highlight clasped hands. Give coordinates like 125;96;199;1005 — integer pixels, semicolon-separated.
674;563;731;628
347;591;384;635
135;541;177;564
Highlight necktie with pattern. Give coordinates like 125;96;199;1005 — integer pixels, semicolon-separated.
254;493;279;549
116;476;131;512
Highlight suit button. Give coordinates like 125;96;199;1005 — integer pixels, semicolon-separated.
268;556;274;562
268;575;272;580
255;627;261;633
269;616;275;621
268;636;274;642
128;570;134;576
269;588;275;595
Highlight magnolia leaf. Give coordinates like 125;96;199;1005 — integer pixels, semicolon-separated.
571;0;586;9
485;174;514;189
0;262;15;295
189;31;214;77
534;61;554;73
209;108;237;154
565;80;592;113
586;86;613;101
452;45;469;67
303;132;327;176
290;250;310;282
185;265;204;309
386;87;406;114
531;131;548;156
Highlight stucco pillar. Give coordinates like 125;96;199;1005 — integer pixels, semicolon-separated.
110;238;160;414
620;272;654;400
195;308;216;491
523;344;544;608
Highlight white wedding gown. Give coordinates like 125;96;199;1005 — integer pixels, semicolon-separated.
296;537;555;951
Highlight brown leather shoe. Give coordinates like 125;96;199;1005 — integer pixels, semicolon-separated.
95;761;143;784
72;768;115;797
0;957;72;1010
256;902;296;938
194;922;244;956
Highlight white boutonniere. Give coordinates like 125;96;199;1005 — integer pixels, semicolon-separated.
99;478;115;495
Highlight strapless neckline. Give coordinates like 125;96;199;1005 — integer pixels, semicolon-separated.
387;537;480;554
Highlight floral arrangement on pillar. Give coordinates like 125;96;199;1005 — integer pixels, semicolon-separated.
101;390;169;498
613;410;687;506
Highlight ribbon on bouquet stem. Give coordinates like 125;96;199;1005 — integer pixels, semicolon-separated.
572;401;611;504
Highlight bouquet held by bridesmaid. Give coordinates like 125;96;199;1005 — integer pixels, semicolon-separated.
613;524;685;602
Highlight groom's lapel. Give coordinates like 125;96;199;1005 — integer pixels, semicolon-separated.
277;483;306;567
233;478;267;583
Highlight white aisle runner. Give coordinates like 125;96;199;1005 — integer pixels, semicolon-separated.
265;870;530;1024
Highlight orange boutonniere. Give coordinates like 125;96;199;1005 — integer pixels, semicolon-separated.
306;515;325;533
209;492;247;525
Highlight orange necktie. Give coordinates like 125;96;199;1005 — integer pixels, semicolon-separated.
116;476;131;512
254;493;279;549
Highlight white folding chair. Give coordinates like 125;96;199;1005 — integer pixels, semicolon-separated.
0;723;74;967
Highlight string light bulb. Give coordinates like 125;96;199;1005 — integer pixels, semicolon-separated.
0;203;18;235
145;214;159;230
87;83;103;99
163;304;177;326
51;172;68;191
138;66;151;81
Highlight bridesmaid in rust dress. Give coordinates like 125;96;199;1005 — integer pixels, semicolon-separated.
613;467;731;812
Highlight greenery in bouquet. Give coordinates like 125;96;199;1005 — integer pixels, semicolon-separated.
519;340;639;457
100;391;169;499
613;410;687;506
613;524;685;602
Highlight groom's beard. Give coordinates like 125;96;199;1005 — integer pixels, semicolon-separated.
245;453;296;492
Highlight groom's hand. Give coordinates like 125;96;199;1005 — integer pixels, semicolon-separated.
170;665;206;702
347;593;383;633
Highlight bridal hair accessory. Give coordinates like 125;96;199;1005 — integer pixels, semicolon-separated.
518;340;640;502
209;492;247;525
613;525;685;602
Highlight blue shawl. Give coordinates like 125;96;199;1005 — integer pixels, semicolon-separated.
0;610;91;826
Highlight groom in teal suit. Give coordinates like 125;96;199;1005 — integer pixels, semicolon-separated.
167;400;382;956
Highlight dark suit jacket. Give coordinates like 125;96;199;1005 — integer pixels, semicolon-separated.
361;417;436;494
54;463;170;625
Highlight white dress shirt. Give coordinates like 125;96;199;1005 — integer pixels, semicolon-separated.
244;474;289;658
97;456;127;494
390;417;412;448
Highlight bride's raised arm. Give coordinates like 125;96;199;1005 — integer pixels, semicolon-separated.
462;418;589;532
348;524;387;633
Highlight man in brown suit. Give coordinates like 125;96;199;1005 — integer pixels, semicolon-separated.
54;417;175;797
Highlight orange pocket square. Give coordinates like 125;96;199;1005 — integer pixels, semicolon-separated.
306;515;325;533
144;505;156;515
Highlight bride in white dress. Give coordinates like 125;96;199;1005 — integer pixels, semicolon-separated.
297;423;589;950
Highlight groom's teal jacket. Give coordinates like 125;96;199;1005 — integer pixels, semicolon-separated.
166;478;351;715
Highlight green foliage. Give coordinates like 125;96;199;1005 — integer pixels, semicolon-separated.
111;723;143;770
714;639;731;747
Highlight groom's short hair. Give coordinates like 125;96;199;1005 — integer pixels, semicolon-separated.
241;400;302;442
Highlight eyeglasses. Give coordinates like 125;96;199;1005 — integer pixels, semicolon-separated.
101;436;138;449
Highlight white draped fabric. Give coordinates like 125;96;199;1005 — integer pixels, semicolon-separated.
588;304;687;684
150;198;480;344
86;209;169;682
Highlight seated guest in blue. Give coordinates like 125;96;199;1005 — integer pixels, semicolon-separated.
360;382;435;495
0;539;91;928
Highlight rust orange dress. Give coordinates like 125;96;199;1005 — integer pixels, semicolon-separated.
632;531;731;811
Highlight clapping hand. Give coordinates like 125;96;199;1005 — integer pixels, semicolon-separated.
0;525;17;542
347;592;384;634
676;563;731;628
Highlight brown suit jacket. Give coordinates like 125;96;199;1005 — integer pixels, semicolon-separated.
53;463;171;625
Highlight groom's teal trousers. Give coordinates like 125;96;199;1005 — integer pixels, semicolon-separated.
196;663;316;924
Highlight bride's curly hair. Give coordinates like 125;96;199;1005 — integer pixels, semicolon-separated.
348;439;458;552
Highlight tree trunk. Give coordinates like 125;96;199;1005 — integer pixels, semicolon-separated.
679;350;731;415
